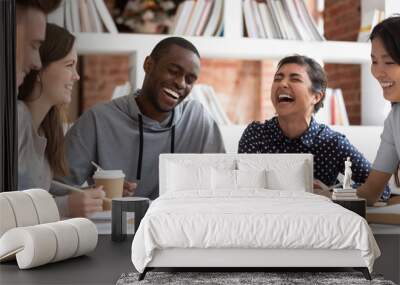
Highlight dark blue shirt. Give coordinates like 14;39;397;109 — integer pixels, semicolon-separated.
238;117;391;200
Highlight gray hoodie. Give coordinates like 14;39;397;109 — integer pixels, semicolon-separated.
61;91;226;199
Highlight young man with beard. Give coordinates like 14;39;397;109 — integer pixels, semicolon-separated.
61;37;226;200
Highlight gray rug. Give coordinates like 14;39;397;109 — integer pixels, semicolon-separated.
116;271;396;285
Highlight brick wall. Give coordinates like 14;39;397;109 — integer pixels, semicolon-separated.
197;59;277;124
81;55;129;110
197;59;268;124
324;0;361;124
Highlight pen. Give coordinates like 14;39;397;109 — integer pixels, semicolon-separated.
52;181;111;203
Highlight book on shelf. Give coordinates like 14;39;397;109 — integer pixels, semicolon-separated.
282;0;310;40
185;0;207;36
266;0;282;38
86;0;103;33
252;0;267;38
358;9;384;42
335;89;349;125
195;0;214;36
257;1;276;38
243;0;258;38
214;13;224;36
182;0;199;35
172;0;195;35
314;88;349;126
47;0;117;33
202;0;224;36
171;0;223;37
64;0;73;32
270;0;289;39
280;0;297;40
275;0;296;40
93;0;118;33
189;84;231;125
243;0;323;41
111;82;132;100
79;0;91;32
330;90;337;125
295;0;324;41
169;1;185;34
70;0;81;33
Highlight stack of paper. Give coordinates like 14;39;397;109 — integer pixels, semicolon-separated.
332;188;358;200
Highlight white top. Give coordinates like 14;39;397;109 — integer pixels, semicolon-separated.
17;101;69;216
373;103;400;174
17;101;52;190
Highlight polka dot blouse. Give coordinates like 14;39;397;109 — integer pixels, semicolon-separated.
238;116;391;200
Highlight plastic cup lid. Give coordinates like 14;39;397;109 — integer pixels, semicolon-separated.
93;169;125;179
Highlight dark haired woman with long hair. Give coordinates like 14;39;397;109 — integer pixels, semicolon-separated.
18;23;104;217
357;16;400;205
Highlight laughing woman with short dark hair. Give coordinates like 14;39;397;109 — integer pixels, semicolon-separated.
239;55;391;200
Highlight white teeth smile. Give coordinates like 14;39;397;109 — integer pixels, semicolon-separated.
278;94;294;102
164;88;179;100
278;94;293;99
380;82;394;88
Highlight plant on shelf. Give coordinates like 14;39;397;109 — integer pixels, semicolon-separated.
112;0;184;34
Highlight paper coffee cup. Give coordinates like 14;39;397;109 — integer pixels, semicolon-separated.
93;170;125;210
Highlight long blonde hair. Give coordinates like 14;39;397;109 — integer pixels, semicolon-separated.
18;23;75;177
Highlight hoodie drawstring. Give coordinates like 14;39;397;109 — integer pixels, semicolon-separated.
136;114;175;180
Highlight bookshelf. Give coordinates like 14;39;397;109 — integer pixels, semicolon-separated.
74;0;400;125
